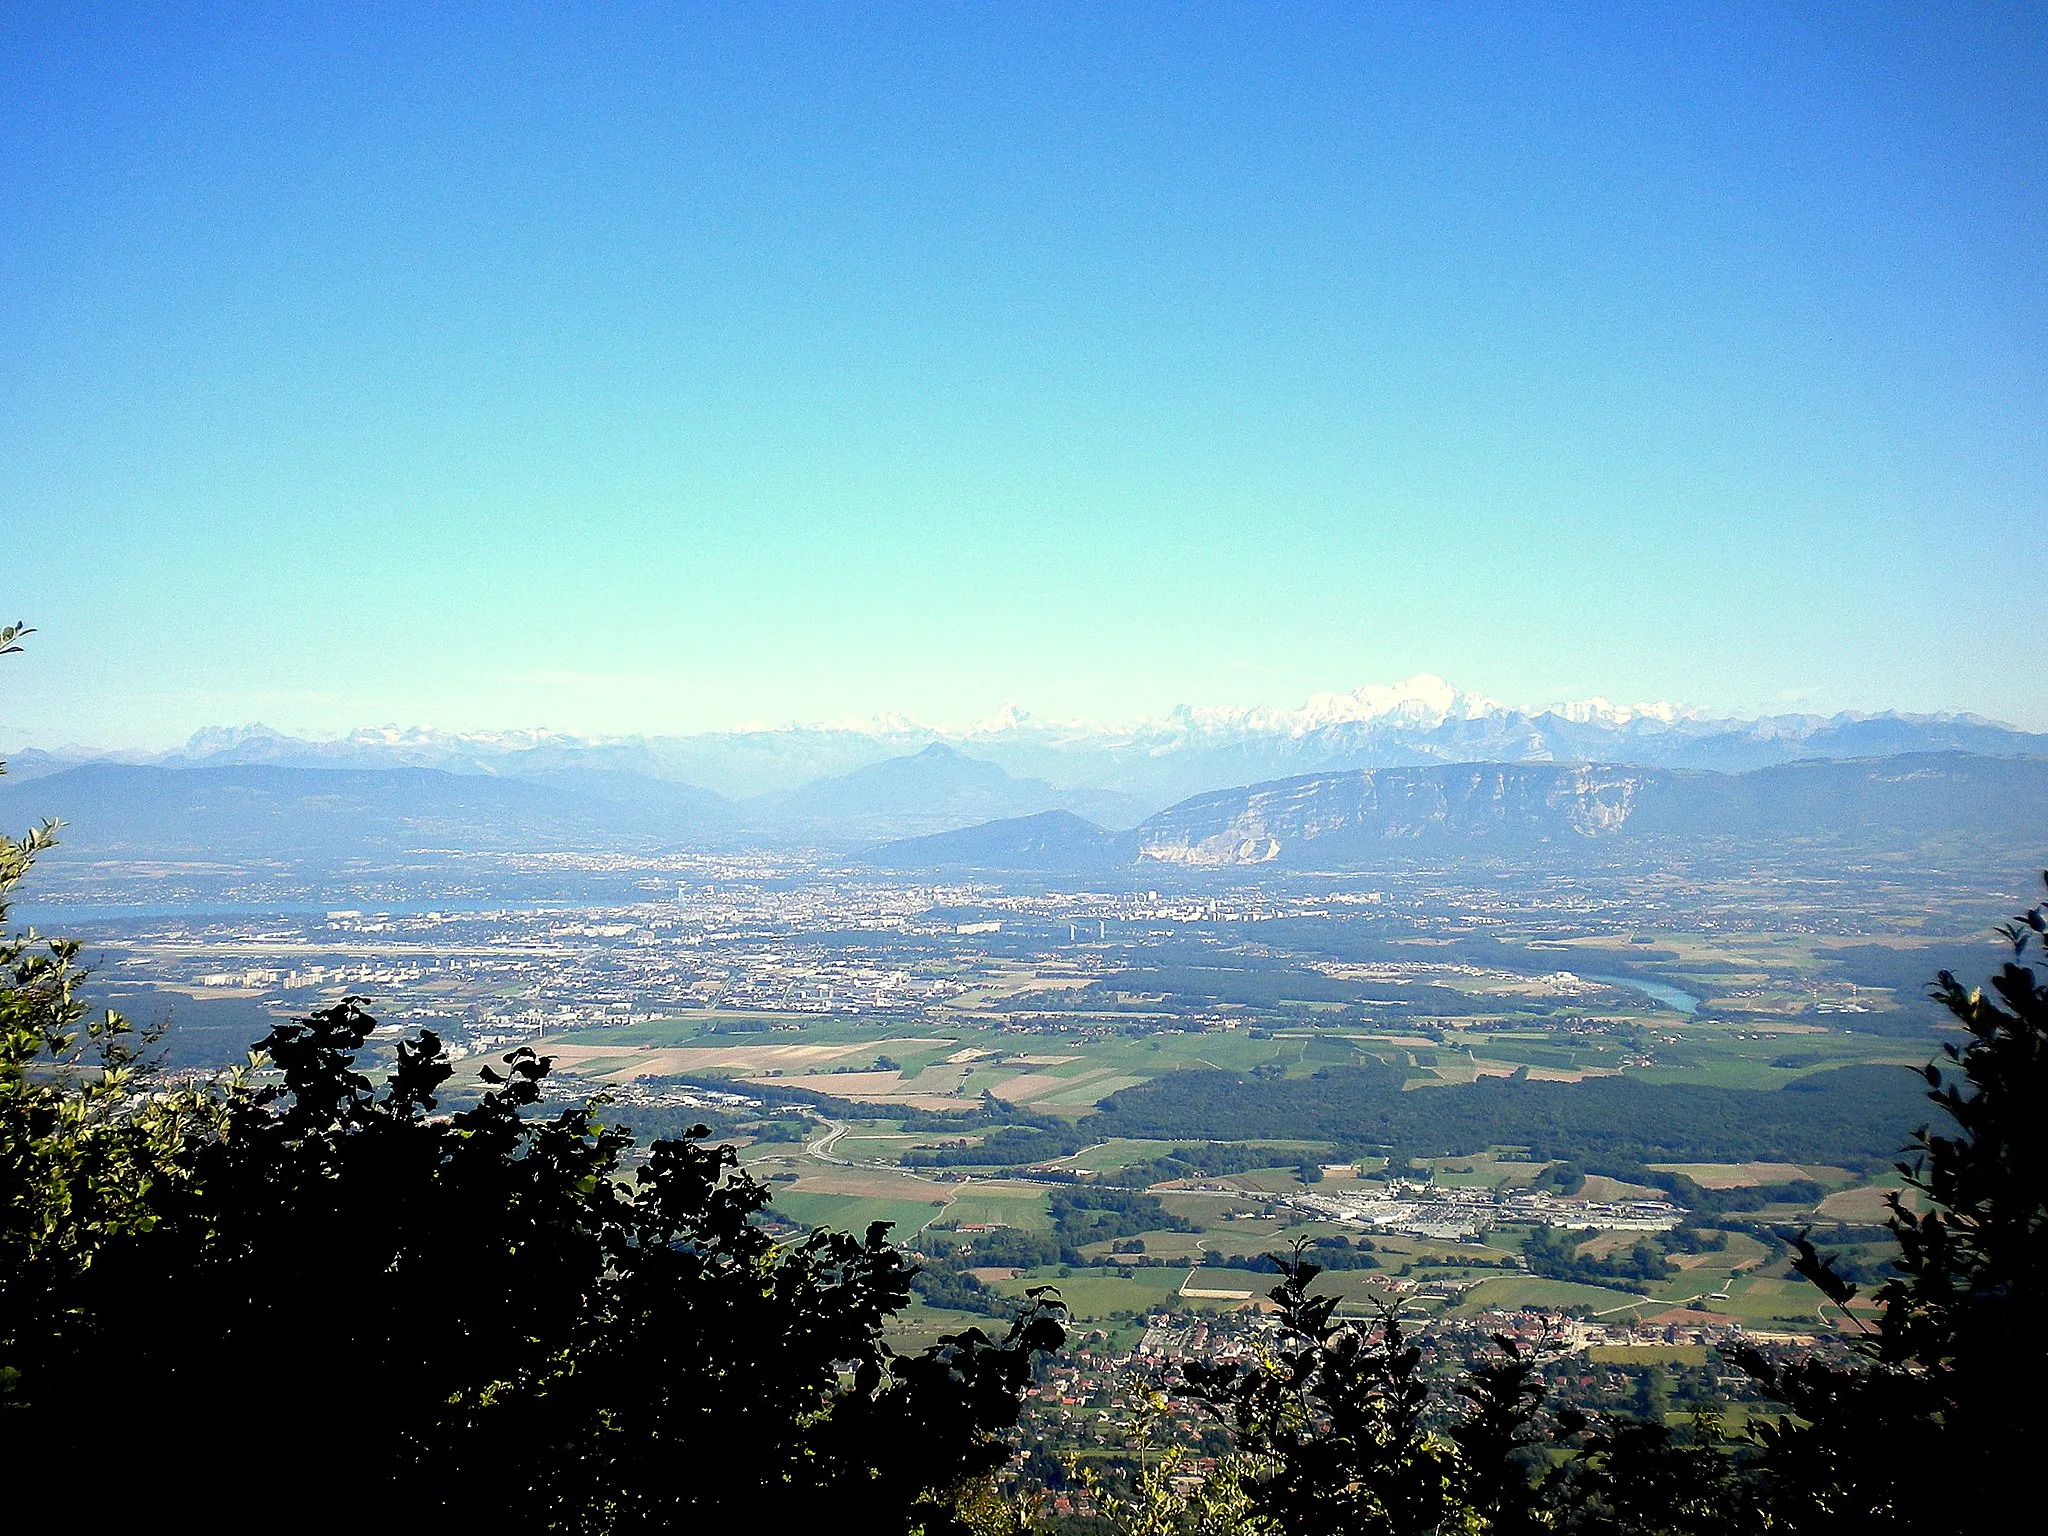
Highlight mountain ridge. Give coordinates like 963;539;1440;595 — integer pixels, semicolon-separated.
756;743;1145;840
0;748;1142;861
11;676;2045;808
7;750;2042;880
863;809;1120;872
874;752;2048;872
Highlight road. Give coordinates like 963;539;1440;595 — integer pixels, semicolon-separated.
805;1118;853;1165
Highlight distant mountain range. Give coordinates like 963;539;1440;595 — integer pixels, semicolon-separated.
755;744;1145;841
871;754;2048;872
10;675;2045;814
867;810;1124;873
0;746;1142;862
6;675;2047;867
4;746;2041;880
0;763;694;862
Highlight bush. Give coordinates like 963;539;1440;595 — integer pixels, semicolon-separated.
1183;879;2048;1536
3;998;1064;1528
0;637;1063;1531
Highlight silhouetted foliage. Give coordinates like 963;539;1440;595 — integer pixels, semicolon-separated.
0;631;1061;1531
1180;878;2048;1535
7;995;1064;1529
1729;873;2048;1533
0;691;1059;1528
1;625;224;1441
1184;1253;1549;1536
1544;1408;1756;1536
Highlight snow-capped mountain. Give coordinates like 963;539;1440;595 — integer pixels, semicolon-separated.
1166;674;1505;735
10;677;2043;811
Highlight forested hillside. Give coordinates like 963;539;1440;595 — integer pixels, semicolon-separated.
1093;1061;1928;1168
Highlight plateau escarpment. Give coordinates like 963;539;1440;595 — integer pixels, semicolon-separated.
1132;763;1658;866
1128;753;2048;867
871;751;2048;871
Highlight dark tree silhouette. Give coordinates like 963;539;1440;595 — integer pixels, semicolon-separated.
3;625;218;1457
1541;1407;1755;1536
8;613;2045;1533
0;626;1060;1531
1183;1253;1539;1536
9;1000;1062;1531
1732;873;2048;1534
1184;877;2048;1535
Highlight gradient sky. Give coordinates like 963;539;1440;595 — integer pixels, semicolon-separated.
3;3;2044;747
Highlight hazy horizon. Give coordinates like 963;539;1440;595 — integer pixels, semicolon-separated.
5;668;2042;759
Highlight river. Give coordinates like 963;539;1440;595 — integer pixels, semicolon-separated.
1586;973;1700;1014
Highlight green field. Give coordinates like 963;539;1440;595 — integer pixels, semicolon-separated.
520;936;1930;1347
992;1266;1202;1321
539;935;1935;1113
1450;1276;1650;1314
1650;1162;1858;1188
1588;1345;1714;1366
767;1191;948;1236
1426;1153;1546;1188
941;1183;1053;1229
1708;1273;1835;1327
1057;1138;1188;1171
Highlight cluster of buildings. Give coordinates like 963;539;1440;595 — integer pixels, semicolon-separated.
96;884;998;1057
1292;1182;1683;1239
92;867;1705;1065
69;846;1899;1091
1013;1300;1806;1490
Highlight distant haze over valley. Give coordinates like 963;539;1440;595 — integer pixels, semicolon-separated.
9;674;2043;807
5;674;2045;887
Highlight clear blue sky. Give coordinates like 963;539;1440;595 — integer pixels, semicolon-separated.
3;3;2043;746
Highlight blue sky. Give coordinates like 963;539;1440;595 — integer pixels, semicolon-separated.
3;3;2043;746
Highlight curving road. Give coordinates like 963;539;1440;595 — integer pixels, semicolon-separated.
805;1118;853;1164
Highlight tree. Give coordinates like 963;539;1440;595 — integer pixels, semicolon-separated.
0;628;1064;1531
1182;1253;1543;1536
2;622;220;1431
1068;1394;1262;1536
14;994;1064;1529
1733;872;2048;1534
1179;881;2048;1533
1542;1406;1754;1536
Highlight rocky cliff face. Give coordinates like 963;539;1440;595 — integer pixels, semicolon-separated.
1124;753;2048;867
1132;763;1665;865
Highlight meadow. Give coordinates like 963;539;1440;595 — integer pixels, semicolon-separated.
525;923;1947;1341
